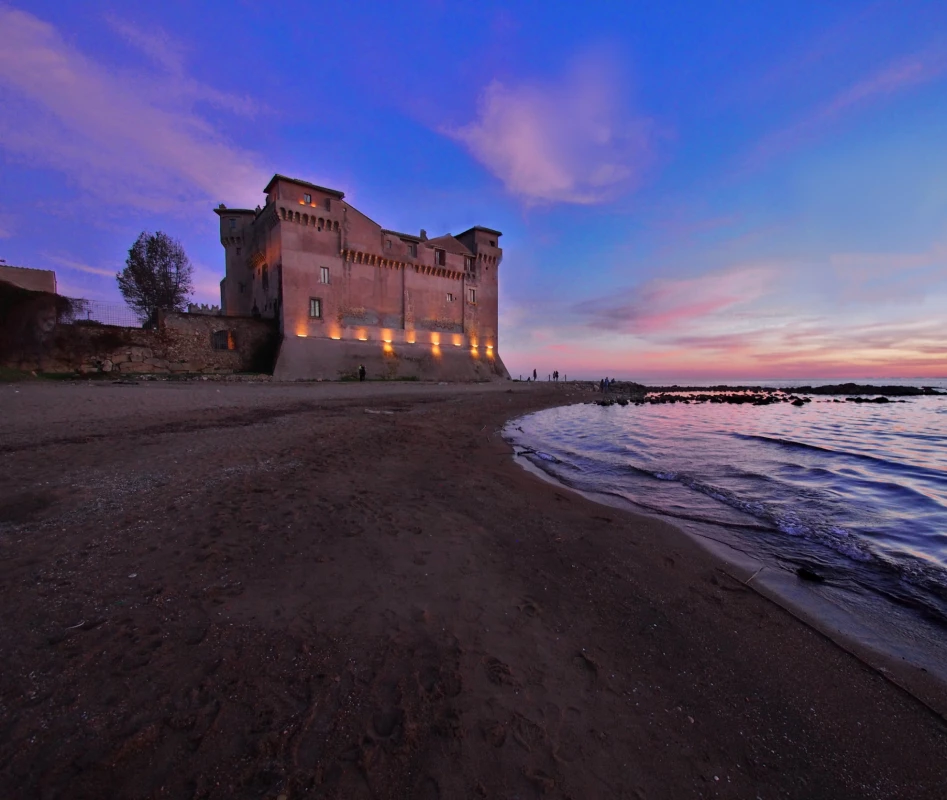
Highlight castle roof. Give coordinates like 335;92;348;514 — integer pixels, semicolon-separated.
214;207;255;216
263;174;345;199
381;229;422;243
424;234;473;256
456;225;503;238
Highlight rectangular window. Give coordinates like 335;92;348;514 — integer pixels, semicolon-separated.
211;330;236;350
309;298;322;318
467;288;476;304
320;266;329;284
446;293;454;302
385;240;392;250
435;248;446;266
489;240;496;247
304;193;312;204
464;256;473;271
228;218;236;230
405;241;417;258
324;198;331;211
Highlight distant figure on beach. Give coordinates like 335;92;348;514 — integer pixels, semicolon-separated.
599;379;605;393
554;370;559;382
533;369;537;381
358;364;366;382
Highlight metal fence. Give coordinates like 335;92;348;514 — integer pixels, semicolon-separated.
61;298;145;328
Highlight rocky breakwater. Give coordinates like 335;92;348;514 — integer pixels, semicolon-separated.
591;383;943;409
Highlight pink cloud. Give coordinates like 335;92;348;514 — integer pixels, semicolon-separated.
448;55;655;204
573;266;777;334
0;6;268;214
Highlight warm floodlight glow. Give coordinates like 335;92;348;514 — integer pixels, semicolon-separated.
330;335;341;340
383;342;393;353
358;337;368;341
383;339;392;343
431;333;440;346
296;333;307;338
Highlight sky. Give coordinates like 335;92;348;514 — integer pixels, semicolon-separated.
1;0;946;381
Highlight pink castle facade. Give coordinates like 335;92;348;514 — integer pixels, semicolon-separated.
215;175;509;381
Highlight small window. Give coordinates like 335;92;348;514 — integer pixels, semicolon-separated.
212;330;236;350
446;292;454;302
304;193;312;204
489;240;496;247
309;298;322;318
385;240;392;250
467;288;476;304
434;248;446;266
324;198;331;211
405;241;417;258
228;218;236;230
320;266;330;284
464;256;473;271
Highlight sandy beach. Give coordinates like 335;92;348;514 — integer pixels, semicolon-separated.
1;379;946;799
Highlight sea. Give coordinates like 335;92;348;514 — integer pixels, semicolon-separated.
505;377;947;679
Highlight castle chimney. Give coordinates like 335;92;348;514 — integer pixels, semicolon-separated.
420;229;428;241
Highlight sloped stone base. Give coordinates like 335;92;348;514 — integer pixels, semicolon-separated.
273;336;510;382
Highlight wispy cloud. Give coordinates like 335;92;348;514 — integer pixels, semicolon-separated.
573;266;778;335
104;14;187;75
0;6;268;214
42;253;117;277
830;243;947;305
749;51;947;165
447;55;655;205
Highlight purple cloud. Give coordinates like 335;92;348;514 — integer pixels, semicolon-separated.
0;6;268;214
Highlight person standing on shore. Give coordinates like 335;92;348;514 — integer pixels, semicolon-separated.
358;364;366;382
533;369;537;381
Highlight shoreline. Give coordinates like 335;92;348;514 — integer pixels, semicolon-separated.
508;432;947;720
2;381;947;797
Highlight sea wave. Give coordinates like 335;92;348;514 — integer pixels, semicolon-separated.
505;394;947;627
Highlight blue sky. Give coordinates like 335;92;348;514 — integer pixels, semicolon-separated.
1;0;946;379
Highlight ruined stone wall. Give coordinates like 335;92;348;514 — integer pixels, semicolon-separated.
4;313;277;376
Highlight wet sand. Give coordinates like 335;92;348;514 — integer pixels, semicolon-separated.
1;379;946;799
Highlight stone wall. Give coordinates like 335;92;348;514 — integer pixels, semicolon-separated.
0;265;57;294
5;312;278;376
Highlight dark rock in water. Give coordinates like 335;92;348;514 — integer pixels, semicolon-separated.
796;566;825;583
791;383;943;397
617;397;629;406
792;398;805;407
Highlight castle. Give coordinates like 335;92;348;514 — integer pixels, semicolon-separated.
215;174;509;381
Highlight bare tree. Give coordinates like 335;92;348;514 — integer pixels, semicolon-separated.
116;232;193;326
